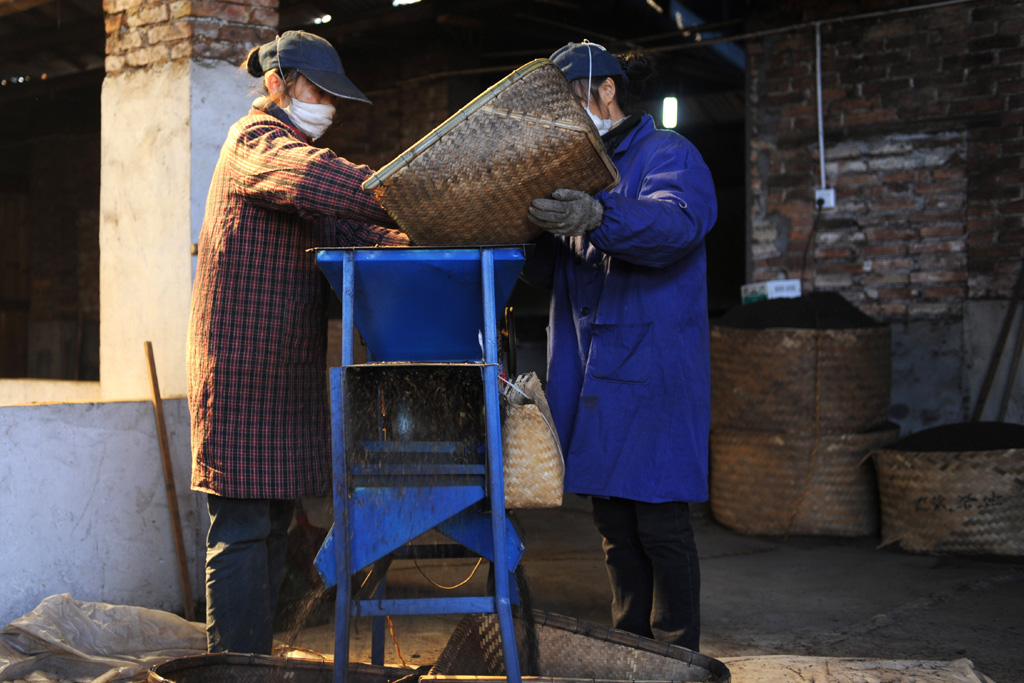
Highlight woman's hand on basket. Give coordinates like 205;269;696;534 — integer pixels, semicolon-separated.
528;188;603;236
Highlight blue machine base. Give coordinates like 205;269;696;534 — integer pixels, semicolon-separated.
314;503;524;587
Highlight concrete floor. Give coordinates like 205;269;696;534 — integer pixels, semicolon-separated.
281;496;1024;683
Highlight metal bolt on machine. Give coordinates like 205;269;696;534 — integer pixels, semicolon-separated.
313;246;528;683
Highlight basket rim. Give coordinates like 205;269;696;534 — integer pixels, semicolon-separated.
430;610;730;682
710;324;888;334
149;653;330;680
533;611;727;674
871;447;1024;458
362;59;618;192
148;653;408;682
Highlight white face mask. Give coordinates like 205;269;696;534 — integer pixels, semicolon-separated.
283;98;336;140
587;108;613;135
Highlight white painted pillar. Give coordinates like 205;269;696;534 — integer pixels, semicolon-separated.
98;61;251;401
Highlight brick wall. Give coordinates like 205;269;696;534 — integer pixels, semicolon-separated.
746;0;1024;323
103;0;278;73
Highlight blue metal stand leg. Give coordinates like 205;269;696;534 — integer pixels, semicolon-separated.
480;249;522;683
331;367;352;683
333;250;356;683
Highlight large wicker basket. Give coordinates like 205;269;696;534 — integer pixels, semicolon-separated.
710;423;900;536
710;325;891;435
872;447;1024;555
362;59;619;246
425;611;729;683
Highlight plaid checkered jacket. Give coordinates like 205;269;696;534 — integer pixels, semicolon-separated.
188;108;404;499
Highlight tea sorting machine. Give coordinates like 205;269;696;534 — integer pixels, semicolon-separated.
313;246;527;683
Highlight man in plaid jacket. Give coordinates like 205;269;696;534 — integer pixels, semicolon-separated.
187;30;407;654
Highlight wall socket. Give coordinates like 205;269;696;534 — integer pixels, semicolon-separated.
815;188;836;209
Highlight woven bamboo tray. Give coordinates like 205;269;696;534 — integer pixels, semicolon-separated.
426;610;729;682
149;653;407;683
710;423;900;536
362;59;619;246
710;325;891;435
872;447;1024;555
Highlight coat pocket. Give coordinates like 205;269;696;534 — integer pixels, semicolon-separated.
587;322;652;384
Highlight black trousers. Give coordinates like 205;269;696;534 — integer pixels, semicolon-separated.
591;496;701;651
205;495;296;654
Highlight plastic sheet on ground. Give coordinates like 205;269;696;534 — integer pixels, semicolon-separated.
0;594;205;683
721;654;998;683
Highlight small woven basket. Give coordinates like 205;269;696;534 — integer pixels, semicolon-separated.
362;59;619;246
502;372;564;509
426;611;730;683
710;424;900;536
710;325;891;434
872;448;1024;555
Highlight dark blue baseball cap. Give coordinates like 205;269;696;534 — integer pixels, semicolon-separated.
258;30;371;104
550;40;627;83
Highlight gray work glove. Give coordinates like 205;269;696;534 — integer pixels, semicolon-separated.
528;188;603;236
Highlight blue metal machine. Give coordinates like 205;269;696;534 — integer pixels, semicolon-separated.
314;246;526;683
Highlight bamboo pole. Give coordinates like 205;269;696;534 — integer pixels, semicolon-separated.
972;264;1024;422
145;341;195;622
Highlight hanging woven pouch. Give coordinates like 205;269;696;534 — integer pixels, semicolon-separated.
501;372;564;509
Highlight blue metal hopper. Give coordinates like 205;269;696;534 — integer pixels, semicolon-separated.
316;246;526;362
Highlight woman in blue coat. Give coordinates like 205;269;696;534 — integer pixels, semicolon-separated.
522;41;717;651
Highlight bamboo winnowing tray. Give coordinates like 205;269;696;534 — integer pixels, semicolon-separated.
362;59;619;246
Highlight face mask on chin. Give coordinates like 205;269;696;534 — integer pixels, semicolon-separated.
283;98;336;140
587;108;614;135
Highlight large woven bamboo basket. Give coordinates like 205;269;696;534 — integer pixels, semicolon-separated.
872;447;1024;555
362;59;619;246
710;324;891;435
425;611;729;683
710;423;900;536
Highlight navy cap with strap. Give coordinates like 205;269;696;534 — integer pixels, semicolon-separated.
258;30;371;104
550;40;627;83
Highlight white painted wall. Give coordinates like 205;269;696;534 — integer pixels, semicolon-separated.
0;380;101;406
0;399;203;626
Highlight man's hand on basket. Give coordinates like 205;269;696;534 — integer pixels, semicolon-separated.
528;188;603;236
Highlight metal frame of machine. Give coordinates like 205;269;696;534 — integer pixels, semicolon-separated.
314;246;526;683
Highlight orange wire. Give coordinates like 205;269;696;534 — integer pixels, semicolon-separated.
387;615;410;668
